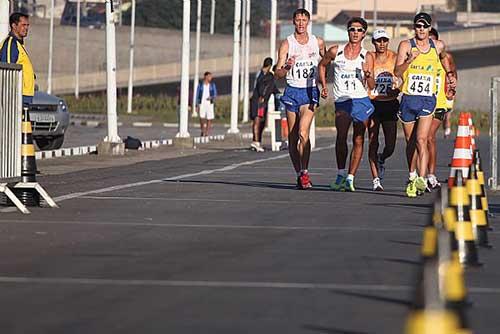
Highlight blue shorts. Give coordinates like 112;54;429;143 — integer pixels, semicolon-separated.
334;97;374;123
281;86;319;113
398;94;436;123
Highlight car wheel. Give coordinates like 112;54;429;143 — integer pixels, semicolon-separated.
35;135;65;150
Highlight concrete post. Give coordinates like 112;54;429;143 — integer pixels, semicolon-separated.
0;0;9;41
177;0;191;138
242;0;250;123
270;0;277;62
191;0;202;118
104;0;120;143
75;0;80;98
228;0;241;134
126;0;135;113
47;0;54;94
210;0;216;35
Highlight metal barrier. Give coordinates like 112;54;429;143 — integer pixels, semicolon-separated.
0;63;22;179
490;77;500;191
0;62;30;213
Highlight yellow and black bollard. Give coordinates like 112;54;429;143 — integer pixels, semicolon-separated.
18;106;40;206
467;162;492;249
473;150;493;225
449;170;481;267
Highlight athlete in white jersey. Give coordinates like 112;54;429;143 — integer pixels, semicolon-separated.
275;8;325;190
318;17;375;192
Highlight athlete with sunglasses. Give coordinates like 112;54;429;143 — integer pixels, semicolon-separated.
394;13;456;198
318;17;375;192
367;29;399;191
275;8;326;189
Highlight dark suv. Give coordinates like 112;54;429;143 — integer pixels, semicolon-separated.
30;91;70;150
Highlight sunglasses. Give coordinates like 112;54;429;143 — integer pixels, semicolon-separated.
414;23;430;29
348;27;365;33
374;38;389;43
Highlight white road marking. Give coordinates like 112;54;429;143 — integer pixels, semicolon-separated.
0;145;332;213
0;219;424;232
0;276;497;294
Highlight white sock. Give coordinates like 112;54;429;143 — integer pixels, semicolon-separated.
338;169;347;177
347;174;354;181
409;171;418;180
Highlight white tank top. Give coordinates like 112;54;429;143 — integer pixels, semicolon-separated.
333;44;369;102
285;34;321;88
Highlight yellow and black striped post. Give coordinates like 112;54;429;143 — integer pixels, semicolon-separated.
450;170;481;267
19;107;40;206
467;162;492;249
473;150;493;225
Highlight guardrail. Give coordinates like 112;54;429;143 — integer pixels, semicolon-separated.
0;63;22;179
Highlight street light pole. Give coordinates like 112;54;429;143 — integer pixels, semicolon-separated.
270;0;277;62
210;0;216;35
242;0;250;123
75;0;81;98
361;0;365;18
104;0;121;143
177;0;191;138
467;0;472;27
191;0;202;118
239;0;246;101
0;0;9;41
373;0;378;30
47;0;54;94
228;0;241;134
127;0;136;114
303;0;315;148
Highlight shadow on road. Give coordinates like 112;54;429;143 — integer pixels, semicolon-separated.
302;324;373;334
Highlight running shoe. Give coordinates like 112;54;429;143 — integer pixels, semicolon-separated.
299;171;313;189
345;177;355;192
427;174;441;190
377;153;386;180
373;177;384;191
406;179;417;198
250;141;265;152
415;176;427;195
330;175;346;191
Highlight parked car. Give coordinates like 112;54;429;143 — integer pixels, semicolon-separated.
29;91;70;150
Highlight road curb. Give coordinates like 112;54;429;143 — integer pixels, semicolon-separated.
34;132;253;160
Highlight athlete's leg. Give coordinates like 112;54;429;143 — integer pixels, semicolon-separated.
335;111;352;170
380;120;397;161
402;122;417;172
368;117;381;179
298;104;315;171
287;111;301;173
415;115;434;178
427;117;442;176
252;117;261;142
258;117;266;143
348;119;368;175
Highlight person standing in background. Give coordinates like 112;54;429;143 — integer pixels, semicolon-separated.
196;72;217;137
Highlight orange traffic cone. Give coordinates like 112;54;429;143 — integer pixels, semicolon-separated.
448;113;472;187
466;112;477;152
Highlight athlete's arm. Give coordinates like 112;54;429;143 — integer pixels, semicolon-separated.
363;52;375;90
436;40;457;89
318;45;338;99
317;37;326;58
394;40;416;79
274;40;291;79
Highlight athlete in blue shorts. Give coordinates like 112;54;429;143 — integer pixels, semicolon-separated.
318;17;375;191
275;8;325;189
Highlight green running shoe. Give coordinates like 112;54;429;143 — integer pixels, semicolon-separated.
345;177;355;192
330;175;346;191
415;176;427;194
406;179;417;198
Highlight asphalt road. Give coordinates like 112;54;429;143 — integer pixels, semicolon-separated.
1;135;499;334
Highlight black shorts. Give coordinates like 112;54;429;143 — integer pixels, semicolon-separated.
371;99;399;122
433;108;451;121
